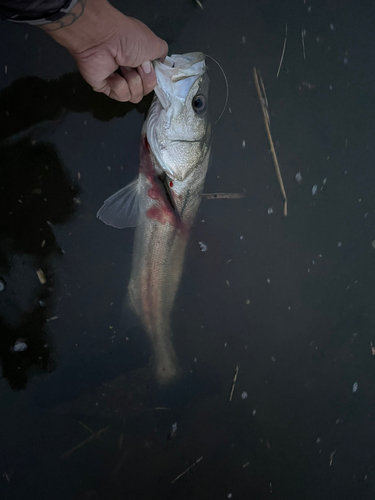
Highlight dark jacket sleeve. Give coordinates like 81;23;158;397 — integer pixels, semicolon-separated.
0;0;78;24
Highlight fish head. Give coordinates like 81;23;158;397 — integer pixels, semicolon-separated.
145;52;211;182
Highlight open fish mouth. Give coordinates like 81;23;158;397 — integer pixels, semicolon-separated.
153;53;207;110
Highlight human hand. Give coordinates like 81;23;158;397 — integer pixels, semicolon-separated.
42;0;168;103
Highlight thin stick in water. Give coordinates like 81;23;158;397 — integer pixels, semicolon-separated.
79;421;104;442
229;364;239;401
253;68;288;216
301;29;306;61
259;75;270;126
201;192;245;200
172;456;203;484
61;426;109;459
276;24;288;78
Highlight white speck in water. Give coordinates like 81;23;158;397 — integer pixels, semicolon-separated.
371;240;375;249
267;278;271;284
194;358;197;363
323;178;327;185
246;299;250;305
312;185;318;195
330;23;334;30
241;391;248;399
344;57;348;65
242;140;246;148
224;343;227;347
240;235;244;240
329;85;333;90
337;242;342;247
11;340;28;352
316;438;321;444
0;279;5;291
242;36;246;44
228;495;232;499
201;220;205;223
229;108;232;113
83;120;87;125
308;5;311;12
4;65;7;75
352;382;358;393
198;242;207;252
267;207;274;215
25;33;28;40
295;172;302;184
252;409;256;416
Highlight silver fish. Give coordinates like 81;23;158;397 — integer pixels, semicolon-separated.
97;53;212;383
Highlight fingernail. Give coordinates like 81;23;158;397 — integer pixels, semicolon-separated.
141;61;152;74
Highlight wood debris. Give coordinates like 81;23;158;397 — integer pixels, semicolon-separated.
276;24;288;78
61;425;109;459
229;364;239;401
172;456;203;484
201;192;245;200
36;269;46;284
253;68;288;216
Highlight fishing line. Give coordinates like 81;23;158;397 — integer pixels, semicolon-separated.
205;54;229;124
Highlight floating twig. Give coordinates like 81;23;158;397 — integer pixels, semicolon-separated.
329;450;336;466
79;421;104;442
195;0;203;9
36;269;46;284
172;456;203;484
301;29;306;61
229;364;239;401
276;24;288;78
259;74;270;126
61;426;109;459
201;192;245;200
253;68;288;216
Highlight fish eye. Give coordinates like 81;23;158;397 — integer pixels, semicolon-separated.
192;94;206;114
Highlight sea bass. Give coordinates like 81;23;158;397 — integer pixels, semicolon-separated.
97;53;211;383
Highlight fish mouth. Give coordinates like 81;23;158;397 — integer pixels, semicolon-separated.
153;53;206;109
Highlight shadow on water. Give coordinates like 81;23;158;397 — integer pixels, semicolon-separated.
0;73;152;390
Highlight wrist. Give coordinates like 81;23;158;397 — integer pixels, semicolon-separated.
41;0;119;54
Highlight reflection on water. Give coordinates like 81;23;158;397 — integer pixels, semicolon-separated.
0;72;153;390
0;138;78;389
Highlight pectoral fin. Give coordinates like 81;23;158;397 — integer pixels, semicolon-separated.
97;177;146;229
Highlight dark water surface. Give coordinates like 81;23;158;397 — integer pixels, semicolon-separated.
1;0;375;498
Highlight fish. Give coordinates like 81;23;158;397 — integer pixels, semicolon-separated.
97;52;212;384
